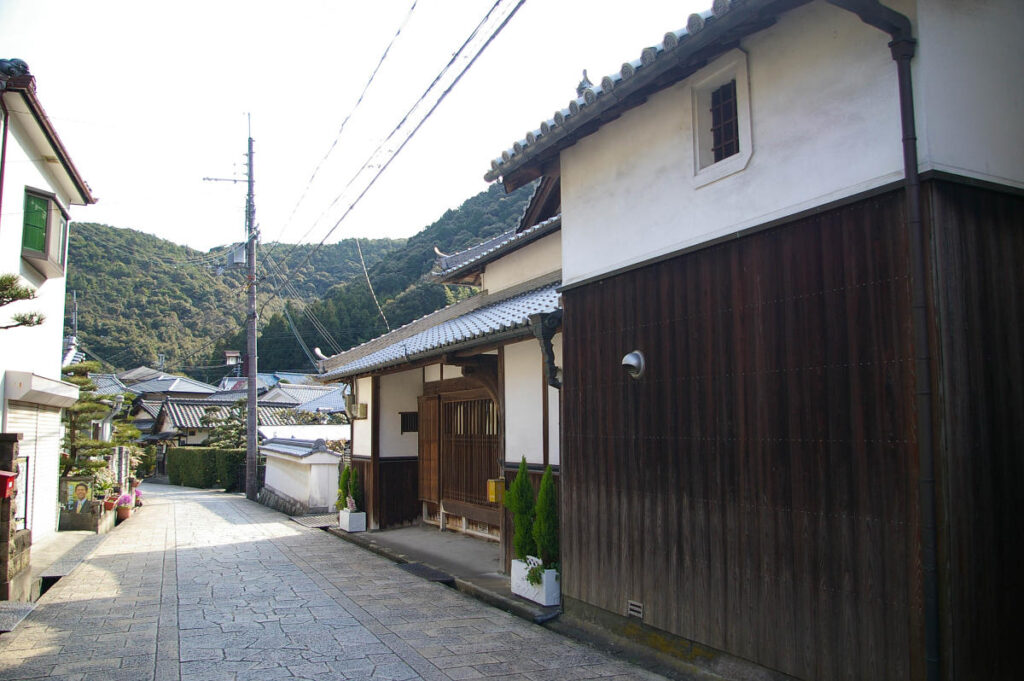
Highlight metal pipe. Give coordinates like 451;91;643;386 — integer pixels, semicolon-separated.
827;3;939;680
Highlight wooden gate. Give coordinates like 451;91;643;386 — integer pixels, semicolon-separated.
417;395;440;503
440;395;500;507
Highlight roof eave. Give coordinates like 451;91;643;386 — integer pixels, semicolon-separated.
486;0;799;190
2;76;96;205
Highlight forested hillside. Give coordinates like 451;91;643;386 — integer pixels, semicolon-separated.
66;181;536;379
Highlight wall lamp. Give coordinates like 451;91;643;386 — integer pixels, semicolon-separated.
621;350;646;380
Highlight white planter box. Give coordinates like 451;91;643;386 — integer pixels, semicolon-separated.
510;557;560;606
338;509;366;532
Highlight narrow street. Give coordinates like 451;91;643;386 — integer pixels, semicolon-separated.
0;485;669;681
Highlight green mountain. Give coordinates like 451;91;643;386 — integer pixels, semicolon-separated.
66;182;536;379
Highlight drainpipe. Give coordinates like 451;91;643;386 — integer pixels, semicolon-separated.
0;93;9;230
826;3;939;680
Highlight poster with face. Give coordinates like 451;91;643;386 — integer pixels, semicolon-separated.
67;482;92;512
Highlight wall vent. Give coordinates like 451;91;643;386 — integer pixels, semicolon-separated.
627;600;644;619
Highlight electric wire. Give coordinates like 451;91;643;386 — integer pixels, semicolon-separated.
356;237;390;332
261;0;526;319
263;0;419;261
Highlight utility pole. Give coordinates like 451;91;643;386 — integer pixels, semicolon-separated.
203;117;259;500
243;131;259;501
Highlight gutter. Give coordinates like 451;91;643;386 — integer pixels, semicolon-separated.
826;3;940;680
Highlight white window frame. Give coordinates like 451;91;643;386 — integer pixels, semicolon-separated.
691;49;753;188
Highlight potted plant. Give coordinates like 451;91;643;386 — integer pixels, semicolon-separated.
526;465;560;606
114;490;133;522
337;465;365;532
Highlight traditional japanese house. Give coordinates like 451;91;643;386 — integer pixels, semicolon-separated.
319;183;563;564
483;0;1022;679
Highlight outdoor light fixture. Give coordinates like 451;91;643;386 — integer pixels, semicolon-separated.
622;350;646;380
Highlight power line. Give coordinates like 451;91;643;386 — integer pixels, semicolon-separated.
263;0;526;319
264;0;420;261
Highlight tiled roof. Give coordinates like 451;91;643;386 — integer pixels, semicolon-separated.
117;366;166;384
260;438;342;459
129;376;217;396
294;387;348;414
89;373;127;396
134;400;163;419
434;214;562;281
484;0;748;184
159;399;298;429
261;384;342;406
321;277;560;380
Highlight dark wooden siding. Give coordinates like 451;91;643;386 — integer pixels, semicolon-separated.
561;189;921;681
418;395;440;503
926;180;1024;681
378;457;419;528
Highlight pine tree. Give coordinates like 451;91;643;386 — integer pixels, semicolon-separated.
337;465;351;511
350;467;364;512
0;273;44;330
61;361;113;477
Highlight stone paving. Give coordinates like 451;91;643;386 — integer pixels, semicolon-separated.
0;484;669;681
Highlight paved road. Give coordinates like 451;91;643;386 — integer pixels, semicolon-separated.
0;485;668;681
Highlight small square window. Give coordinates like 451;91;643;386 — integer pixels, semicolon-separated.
691;50;752;187
400;411;419;433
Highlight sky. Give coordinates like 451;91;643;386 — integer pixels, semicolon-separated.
1;0;707;253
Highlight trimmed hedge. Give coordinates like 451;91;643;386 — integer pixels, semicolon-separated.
166;447;245;490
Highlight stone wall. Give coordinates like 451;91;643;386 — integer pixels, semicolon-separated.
0;434;31;601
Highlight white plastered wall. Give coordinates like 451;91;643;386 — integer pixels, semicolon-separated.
560;0;908;286
482;232;561;293
914;0;1024;188
379;368;422;458
504;340;545;466
351;376;373;458
1;106;79;543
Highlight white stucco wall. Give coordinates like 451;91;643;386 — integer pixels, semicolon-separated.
560;1;908;286
914;0;1024;188
0;116;73;385
352;376;373;458
1;102;82;545
264;453;338;510
482;232;561;293
379;368;422;458
504;340;544;466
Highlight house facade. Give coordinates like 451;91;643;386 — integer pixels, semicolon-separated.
0;62;95;555
319;195;562;563
485;1;1022;680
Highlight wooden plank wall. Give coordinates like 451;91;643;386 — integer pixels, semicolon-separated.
378;458;419;529
561;189;921;681
926;179;1024;681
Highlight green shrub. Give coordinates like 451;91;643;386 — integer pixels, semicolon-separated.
337;465;351;511
166;447;242;489
350;467;364;512
505;457;536;560
532;465;559;569
214;449;246;492
135;446;157;478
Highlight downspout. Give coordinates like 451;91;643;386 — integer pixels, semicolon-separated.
826;3;939;680
0;93;9;229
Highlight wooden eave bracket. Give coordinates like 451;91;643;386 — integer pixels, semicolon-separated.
529;310;563;389
443;353;502;407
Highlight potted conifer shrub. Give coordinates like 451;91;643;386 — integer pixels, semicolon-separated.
507;458;548;604
525;465;560;606
337;465;366;532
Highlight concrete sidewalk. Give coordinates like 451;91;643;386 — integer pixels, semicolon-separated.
0;483;671;681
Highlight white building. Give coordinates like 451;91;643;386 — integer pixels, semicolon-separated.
0;61;95;548
483;1;1023;679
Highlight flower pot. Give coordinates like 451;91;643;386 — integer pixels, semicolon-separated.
338;509;366;533
116;506;131;521
103;499;116;511
511;557;560;606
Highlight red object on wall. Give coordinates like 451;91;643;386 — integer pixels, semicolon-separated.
0;470;16;499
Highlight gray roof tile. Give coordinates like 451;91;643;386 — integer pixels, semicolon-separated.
321;279;560;380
